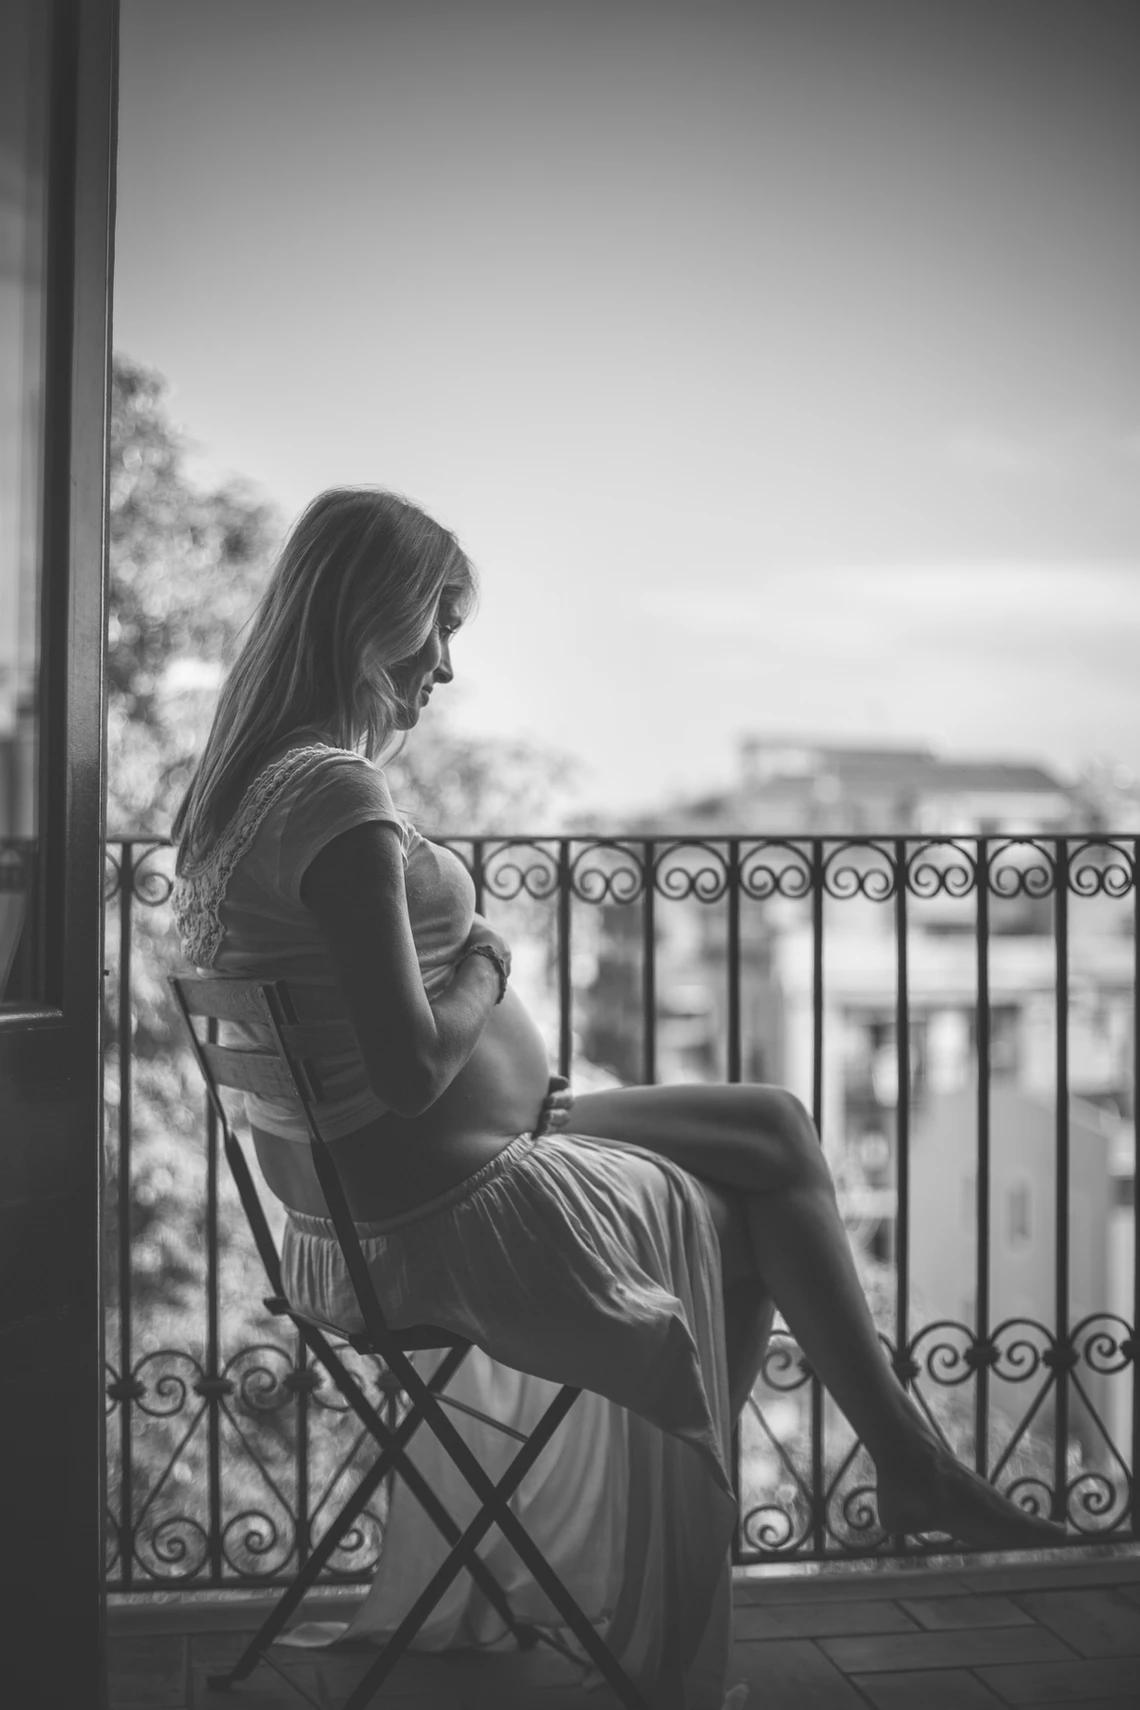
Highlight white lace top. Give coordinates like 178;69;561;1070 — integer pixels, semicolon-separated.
172;745;348;967
172;743;477;1140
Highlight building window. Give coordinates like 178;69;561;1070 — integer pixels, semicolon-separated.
1007;1182;1032;1245
968;1005;1020;1078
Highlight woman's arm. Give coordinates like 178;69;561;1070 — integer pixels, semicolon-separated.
300;820;507;1116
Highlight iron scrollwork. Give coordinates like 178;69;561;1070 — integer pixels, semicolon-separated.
102;832;1137;1580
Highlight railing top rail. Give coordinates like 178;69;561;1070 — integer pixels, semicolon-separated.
102;828;1140;846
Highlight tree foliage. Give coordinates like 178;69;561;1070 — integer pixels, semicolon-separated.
385;720;577;835
107;350;575;838
104;354;579;1581
108;353;281;834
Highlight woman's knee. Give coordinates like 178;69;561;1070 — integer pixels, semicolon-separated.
750;1087;830;1192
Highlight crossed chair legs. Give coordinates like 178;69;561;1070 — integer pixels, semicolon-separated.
207;1313;652;1710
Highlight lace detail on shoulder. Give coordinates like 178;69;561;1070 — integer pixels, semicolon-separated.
171;744;339;967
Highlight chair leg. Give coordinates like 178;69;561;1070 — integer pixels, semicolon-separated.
357;1414;540;1644
207;1444;394;1689
339;1385;653;1710
373;1348;658;1710
299;1329;536;1643
212;1337;538;1690
210;1345;468;1685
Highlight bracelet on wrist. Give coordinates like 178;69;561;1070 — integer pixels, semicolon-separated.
460;941;509;1004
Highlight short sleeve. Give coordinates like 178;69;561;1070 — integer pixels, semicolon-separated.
277;751;409;905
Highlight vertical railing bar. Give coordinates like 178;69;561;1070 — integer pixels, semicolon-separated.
891;837;912;1560
295;1327;311;1574
726;839;742;1084
894;839;911;1374
112;824;1134;1584
1132;836;1139;1540
205;1016;223;1583
1053;836;1071;1525
811;840;824;1134
116;841;135;1589
642;840;656;1085
975;837;992;1479
470;837;486;916
725;838;743;1526
810;838;825;1554
384;1390;400;1559
558;839;573;1079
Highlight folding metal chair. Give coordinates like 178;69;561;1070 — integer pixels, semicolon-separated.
169;973;651;1710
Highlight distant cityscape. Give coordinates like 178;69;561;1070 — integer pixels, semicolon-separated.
541;734;1138;1478
603;733;1140;838
4;710;1137;1479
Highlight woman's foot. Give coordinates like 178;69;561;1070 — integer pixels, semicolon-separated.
877;1445;1066;1549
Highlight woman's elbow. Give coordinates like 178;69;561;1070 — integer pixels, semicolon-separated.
365;1054;442;1118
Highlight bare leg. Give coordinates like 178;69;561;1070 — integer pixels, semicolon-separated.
693;1174;777;1417
722;1277;777;1420
573;1088;929;1460
569;1084;1065;1547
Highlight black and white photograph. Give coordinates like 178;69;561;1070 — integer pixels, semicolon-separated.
2;3;1139;1707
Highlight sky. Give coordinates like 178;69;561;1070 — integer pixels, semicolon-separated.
114;0;1140;815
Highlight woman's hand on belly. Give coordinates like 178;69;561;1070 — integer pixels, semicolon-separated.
420;987;551;1139
535;1073;574;1136
254;989;553;1218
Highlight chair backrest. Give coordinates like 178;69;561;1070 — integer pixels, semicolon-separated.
168;973;394;1343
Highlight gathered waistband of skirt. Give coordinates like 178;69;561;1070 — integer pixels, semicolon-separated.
285;1130;541;1239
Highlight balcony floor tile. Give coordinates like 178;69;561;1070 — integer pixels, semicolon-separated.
898;1593;1034;1630
191;1659;323;1707
852;1668;1010;1709
973;1656;1140;1704
106;1554;1140;1710
729;1637;867;1706
1010;1588;1140;1657
734;1597;918;1639
107;1633;188;1708
818;1623;1074;1673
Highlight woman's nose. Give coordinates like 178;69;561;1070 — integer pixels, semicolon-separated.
434;639;454;682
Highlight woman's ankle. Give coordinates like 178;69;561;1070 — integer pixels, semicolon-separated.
871;1413;945;1487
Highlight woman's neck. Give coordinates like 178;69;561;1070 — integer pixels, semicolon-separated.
268;725;337;756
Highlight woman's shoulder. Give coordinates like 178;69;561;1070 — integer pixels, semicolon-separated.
172;743;409;963
175;743;390;890
237;740;386;812
272;742;399;810
272;745;411;878
212;742;368;854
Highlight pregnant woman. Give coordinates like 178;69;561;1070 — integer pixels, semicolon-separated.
172;489;1062;1710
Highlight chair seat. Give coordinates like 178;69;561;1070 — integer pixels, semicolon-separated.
263;1292;472;1355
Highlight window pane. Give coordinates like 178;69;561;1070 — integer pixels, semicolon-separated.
0;0;49;1005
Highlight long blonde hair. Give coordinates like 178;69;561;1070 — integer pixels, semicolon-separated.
173;487;475;867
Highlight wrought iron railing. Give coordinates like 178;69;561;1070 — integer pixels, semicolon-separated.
102;832;1138;1590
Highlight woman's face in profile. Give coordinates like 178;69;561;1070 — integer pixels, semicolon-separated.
384;612;457;729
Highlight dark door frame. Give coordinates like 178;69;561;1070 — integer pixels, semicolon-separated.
0;1;118;1704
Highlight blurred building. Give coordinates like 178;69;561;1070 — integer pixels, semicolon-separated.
683;735;1074;836
577;735;1136;1461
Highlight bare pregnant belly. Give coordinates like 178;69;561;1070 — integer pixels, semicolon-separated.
253;989;552;1220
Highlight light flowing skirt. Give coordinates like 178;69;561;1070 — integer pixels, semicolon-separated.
280;1131;737;1709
